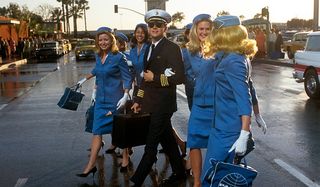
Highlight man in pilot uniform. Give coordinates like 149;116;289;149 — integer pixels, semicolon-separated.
130;9;186;187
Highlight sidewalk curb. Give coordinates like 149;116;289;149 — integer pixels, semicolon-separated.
253;58;294;68
0;59;27;71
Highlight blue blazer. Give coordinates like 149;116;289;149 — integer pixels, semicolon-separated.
214;52;252;133
91;52;132;105
130;43;149;87
185;52;215;106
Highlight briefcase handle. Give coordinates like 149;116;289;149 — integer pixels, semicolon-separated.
70;83;82;92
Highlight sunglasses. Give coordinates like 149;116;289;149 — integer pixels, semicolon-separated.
148;22;165;28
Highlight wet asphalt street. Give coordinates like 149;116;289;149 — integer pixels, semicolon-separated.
0;53;319;187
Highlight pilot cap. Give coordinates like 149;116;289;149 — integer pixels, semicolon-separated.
213;15;241;29
192;14;211;24
145;9;171;24
115;32;128;42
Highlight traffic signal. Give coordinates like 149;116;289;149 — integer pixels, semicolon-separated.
114;5;118;13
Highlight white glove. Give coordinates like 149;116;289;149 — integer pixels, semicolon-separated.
140;71;144;78
164;68;175;77
228;130;250;156
127;60;133;66
116;93;129;110
255;114;267;134
91;88;96;102
77;78;87;86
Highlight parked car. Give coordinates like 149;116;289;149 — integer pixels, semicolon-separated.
293;31;320;99
70;38;79;49
75;38;96;61
282;31;310;59
35;41;63;59
282;30;298;42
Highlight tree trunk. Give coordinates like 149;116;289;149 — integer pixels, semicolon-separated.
66;4;70;35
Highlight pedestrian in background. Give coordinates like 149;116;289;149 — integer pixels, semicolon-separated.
130;9;186;187
185;13;215;187
75;26;132;178
201;15;257;186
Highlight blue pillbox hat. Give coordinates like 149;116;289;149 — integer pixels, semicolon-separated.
145;9;171;24
185;23;193;30
96;26;112;33
135;23;148;30
115;32;128;42
192;14;211;24
213;15;241;29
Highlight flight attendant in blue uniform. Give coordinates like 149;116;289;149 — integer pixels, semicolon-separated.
129;23;150;96
76;27;132;178
201;16;258;187
185;14;215;187
114;31;135;172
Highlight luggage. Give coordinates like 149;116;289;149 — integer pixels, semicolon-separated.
112;111;150;149
57;84;85;111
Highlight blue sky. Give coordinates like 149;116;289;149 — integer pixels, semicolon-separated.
1;0;315;31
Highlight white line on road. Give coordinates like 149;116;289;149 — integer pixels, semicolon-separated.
0;104;8;110
14;178;28;187
176;89;187;99
274;159;320;187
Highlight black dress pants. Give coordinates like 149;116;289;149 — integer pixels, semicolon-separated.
130;112;185;185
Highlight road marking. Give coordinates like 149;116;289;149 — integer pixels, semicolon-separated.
176;89;187;99
274;159;320;187
14;178;28;187
0;104;8;110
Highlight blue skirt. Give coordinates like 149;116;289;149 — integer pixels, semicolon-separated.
93;102;118;135
201;128;239;187
187;104;214;148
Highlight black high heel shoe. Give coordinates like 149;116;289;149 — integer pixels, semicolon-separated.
180;141;187;158
87;140;105;151
105;146;117;154
76;166;97;178
120;164;129;173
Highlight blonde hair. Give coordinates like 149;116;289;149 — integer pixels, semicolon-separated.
205;25;257;58
186;20;213;55
95;31;119;57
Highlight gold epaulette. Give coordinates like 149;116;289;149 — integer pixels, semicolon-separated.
137;89;144;98
160;74;169;87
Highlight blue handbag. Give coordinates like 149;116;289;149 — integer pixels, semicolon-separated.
57;84;85;111
85;101;95;133
204;155;258;187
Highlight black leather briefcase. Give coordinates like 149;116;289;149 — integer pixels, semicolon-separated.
112;112;150;149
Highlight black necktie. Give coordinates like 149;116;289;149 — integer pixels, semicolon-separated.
148;44;155;61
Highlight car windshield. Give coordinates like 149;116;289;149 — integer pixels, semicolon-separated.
305;35;320;51
41;43;56;48
77;40;95;46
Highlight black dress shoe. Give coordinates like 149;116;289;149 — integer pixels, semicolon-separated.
160;173;186;186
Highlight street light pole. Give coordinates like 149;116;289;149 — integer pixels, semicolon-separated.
114;5;144;17
314;0;319;31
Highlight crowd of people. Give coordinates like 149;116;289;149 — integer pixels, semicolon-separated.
248;27;284;58
0;36;53;61
74;9;267;187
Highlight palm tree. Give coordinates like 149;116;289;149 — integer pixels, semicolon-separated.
171;12;185;28
50;7;62;32
57;0;71;35
78;0;89;32
216;11;230;17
